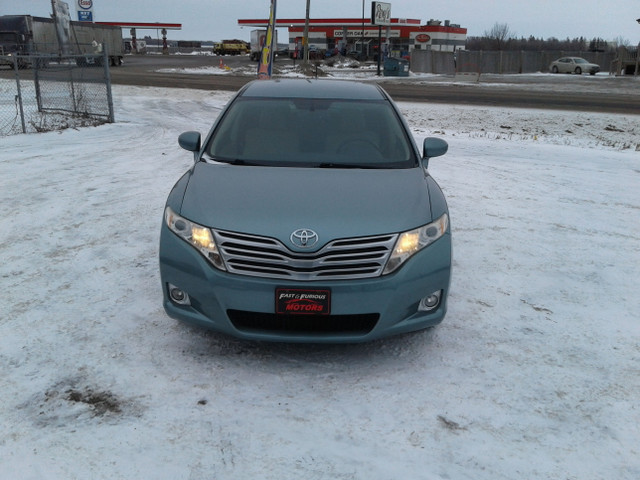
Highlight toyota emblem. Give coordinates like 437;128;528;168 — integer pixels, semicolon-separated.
290;229;318;248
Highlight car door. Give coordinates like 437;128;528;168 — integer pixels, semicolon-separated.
558;58;569;73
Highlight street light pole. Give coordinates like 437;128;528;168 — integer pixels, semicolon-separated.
361;0;365;59
636;18;640;75
302;0;310;65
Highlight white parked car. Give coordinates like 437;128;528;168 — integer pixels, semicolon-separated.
550;57;600;75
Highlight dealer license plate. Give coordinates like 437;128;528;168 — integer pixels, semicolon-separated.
275;288;331;315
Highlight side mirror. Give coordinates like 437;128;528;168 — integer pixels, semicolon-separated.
423;137;448;160
178;131;201;152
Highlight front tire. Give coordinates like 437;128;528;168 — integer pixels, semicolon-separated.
575;67;582;75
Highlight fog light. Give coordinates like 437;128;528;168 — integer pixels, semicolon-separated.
419;290;442;312
168;283;190;305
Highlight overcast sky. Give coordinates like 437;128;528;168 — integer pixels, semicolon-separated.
5;0;640;44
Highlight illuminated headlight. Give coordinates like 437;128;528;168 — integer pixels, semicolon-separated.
383;213;449;275
164;206;226;270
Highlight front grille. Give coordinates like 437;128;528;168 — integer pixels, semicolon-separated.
228;310;379;335
214;230;397;280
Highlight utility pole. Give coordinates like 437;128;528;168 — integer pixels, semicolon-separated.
302;0;310;65
636;19;640;76
361;0;365;59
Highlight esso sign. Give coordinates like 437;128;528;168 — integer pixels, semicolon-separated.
415;34;431;43
78;0;93;10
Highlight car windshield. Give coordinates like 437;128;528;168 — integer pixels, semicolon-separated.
574;58;588;64
205;97;416;168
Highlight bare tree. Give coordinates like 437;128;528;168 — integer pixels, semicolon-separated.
611;36;631;48
484;22;513;50
466;31;621;53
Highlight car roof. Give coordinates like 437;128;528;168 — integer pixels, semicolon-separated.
240;79;387;101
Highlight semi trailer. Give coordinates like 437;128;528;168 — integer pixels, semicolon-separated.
0;15;124;68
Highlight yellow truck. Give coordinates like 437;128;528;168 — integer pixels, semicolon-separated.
213;39;249;56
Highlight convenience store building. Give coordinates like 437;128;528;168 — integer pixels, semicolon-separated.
238;17;467;58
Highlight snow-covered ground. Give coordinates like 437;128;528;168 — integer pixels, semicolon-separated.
1;81;639;479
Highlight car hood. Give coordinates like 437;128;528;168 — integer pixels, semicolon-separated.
180;162;433;246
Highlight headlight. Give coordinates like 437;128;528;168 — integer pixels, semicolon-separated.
383;213;449;275
164;206;226;270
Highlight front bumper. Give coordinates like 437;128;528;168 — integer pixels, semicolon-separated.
159;224;451;343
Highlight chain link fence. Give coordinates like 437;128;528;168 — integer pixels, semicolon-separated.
0;50;114;136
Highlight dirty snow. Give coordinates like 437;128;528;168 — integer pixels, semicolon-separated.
1;80;639;480
157;57;640;95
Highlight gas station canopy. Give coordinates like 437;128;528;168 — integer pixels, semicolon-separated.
96;22;181;30
238;18;421;28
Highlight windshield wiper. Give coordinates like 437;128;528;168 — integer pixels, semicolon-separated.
206;155;261;166
318;162;377;169
225;159;255;165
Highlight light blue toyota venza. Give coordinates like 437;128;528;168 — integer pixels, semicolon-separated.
160;79;451;343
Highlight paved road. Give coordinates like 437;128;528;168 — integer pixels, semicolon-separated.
5;54;639;114
110;55;254;92
380;80;638;113
109;55;640;114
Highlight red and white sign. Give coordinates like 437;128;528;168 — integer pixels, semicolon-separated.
415;34;431;43
276;289;331;315
77;0;93;22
